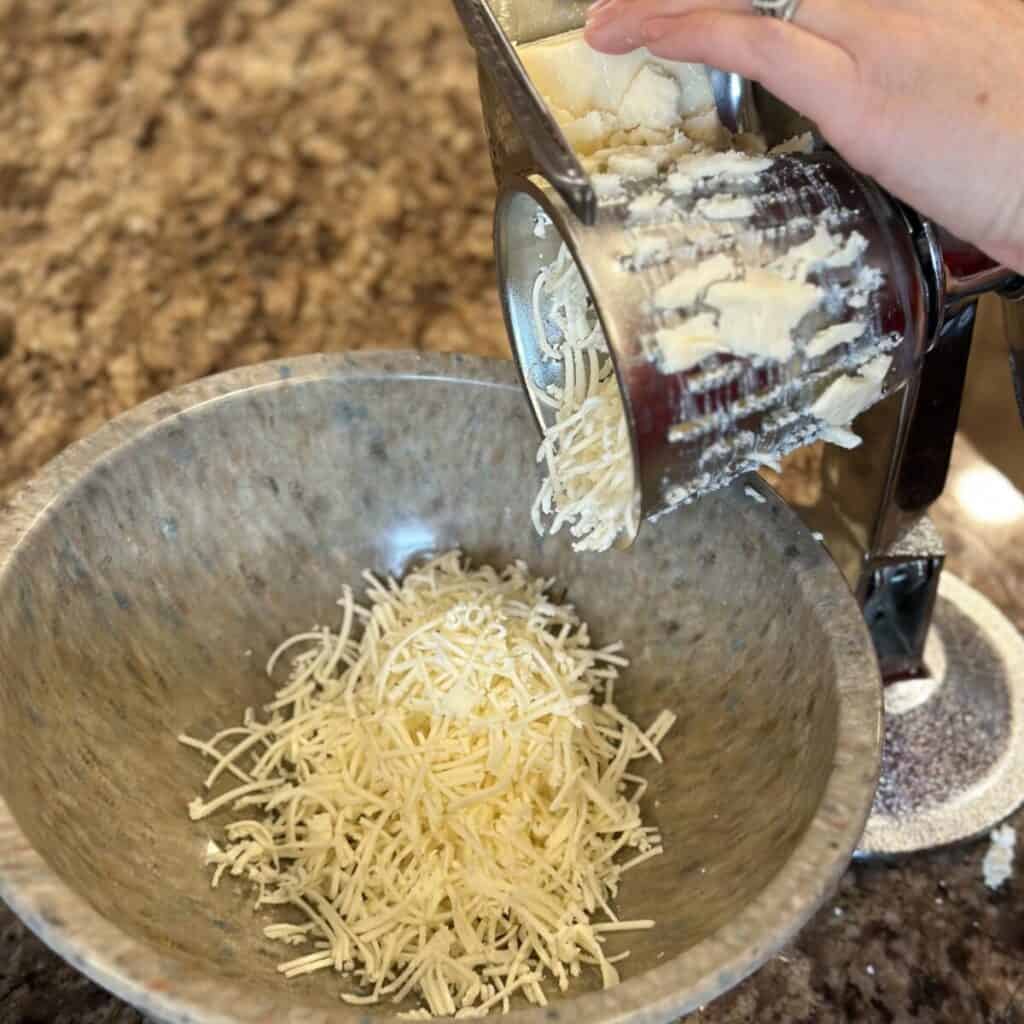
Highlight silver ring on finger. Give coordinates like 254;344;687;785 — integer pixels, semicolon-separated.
752;0;802;22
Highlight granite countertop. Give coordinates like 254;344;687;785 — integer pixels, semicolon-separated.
0;1;1020;1021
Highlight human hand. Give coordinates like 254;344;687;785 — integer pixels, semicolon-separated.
585;0;1024;273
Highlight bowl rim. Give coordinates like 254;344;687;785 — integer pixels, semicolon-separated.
0;351;882;1024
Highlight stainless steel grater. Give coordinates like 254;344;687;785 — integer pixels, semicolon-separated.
498;153;928;521
454;0;1024;855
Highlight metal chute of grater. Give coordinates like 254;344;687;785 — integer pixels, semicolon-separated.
498;150;929;546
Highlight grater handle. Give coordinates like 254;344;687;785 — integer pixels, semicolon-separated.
450;0;596;222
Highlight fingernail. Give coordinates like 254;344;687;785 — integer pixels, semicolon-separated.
588;0;617;14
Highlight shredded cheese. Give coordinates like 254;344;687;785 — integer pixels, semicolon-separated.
181;552;673;1017
529;245;637;553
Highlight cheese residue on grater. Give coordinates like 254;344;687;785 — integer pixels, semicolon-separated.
180;552;674;1018
529;245;637;553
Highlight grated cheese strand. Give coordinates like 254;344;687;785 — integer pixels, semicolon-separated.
530;245;636;552
182;552;672;1017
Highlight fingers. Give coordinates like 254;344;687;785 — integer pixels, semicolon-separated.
585;0;859;53
586;0;664;53
635;9;859;137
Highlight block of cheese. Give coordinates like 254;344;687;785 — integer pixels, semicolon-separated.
519;29;717;153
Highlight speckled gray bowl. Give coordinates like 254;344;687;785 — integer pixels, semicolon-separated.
0;353;880;1024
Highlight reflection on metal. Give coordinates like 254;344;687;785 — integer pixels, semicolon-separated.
789;303;975;685
862;538;943;683
707;67;760;137
953;464;1024;526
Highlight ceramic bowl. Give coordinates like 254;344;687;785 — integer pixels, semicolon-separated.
0;353;880;1023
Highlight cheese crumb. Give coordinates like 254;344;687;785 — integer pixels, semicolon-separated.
654;254;738;311
655;315;723;373
628;191;665;221
666;151;771;193
591;173;624;199
807;354;892;450
770;132;815;155
606;153;660;179
695;194;756;221
182;553;673;1015
806;322;866;359
705;271;822;363
630;235;672;268
983;824;1016;890
770;224;842;280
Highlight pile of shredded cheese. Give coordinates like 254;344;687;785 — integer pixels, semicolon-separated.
530;244;637;553
181;552;674;1017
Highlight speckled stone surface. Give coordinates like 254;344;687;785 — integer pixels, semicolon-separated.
0;1;1020;1022
0;0;503;503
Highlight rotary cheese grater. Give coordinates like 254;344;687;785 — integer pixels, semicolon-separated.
453;0;1024;855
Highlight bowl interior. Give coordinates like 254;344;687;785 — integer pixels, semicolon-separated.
0;358;855;1017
